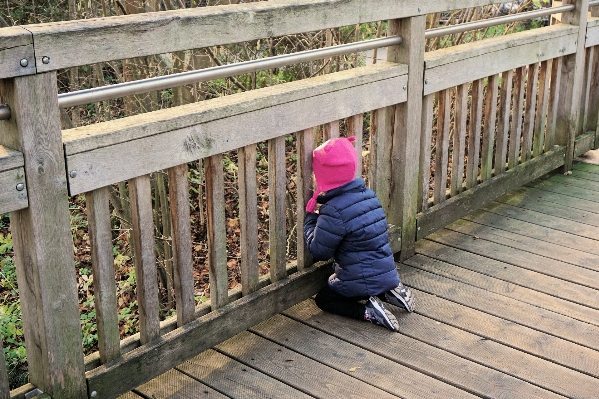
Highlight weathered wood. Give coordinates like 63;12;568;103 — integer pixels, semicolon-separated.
573;161;599;173
423;25;578;95
177;349;312;398
323;120;340;140
86;187;121;364
238;144;260;293
129;175;160;344
64;65;408;195
451;83;468;196
285;300;565;399
529;174;599;203
466;79;483;189
373;103;394;211
434;89;451;204
533;60;551;157
0;27;35;79
204;154;228;309
419;94;434;211
586;18;599;47
0;166;27;214
522;62;540;162
508;67;526;169
217;331;399;399
133;368;228;399
348;114;364;177
167;164;195;326
388;15;426;260
556;0;590;171
0;339;8;399
268;136;287;282
584;46;599;136
494;69;513;175
252;314;479;399
480;74;498;181
0;145;23;171
296;128;314;272
417;147;565;240
571;168;599;182
582;47;594;132
85;262;330;399
405;252;599;327
574;131;596;155
24;0;505;72
3;72;86;398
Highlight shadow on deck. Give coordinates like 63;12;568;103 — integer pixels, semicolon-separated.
122;161;599;399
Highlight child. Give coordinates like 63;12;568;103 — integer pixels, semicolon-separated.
303;136;415;332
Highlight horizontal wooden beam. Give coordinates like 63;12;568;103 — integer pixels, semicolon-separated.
64;63;408;195
424;24;578;95
0;27;35;79
416;147;566;240
574;132;596;156
85;262;331;399
587;18;599;47
0;146;27;213
26;0;505;72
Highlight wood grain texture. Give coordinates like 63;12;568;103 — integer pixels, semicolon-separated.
86;187;121;364
0;26;35;79
129;175;160;344
348;114;364;177
134;368;228;399
238;144;260;293
285;300;565;399
0;145;23;171
521;62;540;162
205;154;228;309
451;83;468;196
587;20;599;47
466;79;483;189
423;25;577;95
4;72;86;398
434;89;451;204
65;66;408;195
252;314;479;399
417;147;565;240
0;167;27;213
494;69;513;175
85;262;330;399
296;128;314;272
546;57;562;150
168;164;195;326
419;94;434;212
533;60;551;157
480;74;498;181
584;46;599;134
268;136;287;282
508;67;526;170
177;349;312;398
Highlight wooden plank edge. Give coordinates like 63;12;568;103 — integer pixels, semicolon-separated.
586;22;599;48
0;167;28;214
574;131;596;156
0;146;24;172
416;147;566;240
0;27;35;79
84;262;331;399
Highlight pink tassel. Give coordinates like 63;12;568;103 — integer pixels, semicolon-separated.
306;197;317;213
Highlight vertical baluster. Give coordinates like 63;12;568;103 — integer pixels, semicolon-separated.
238;144;260;294
348;114;364;177
129;175;160;344
546;57;562;149
0;338;9;399
419;94;434;211
87;187;120;363
373;105;393;211
522;62;540;162
268;137;287;282
466;79;483;189
533;60;552;157
168;164;195;326
434;89;451;204
451;83;468;196
495;69;514;175
582;47;594;133
508;66;526;169
481;74;499;182
296;128;314;272
205;154;228;309
584;46;599;140
324;120;340;140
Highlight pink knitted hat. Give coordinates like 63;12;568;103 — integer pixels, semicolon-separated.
306;136;358;212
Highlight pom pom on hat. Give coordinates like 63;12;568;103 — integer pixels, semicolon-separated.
306;136;358;212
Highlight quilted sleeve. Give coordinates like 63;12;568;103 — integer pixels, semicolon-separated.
303;207;345;261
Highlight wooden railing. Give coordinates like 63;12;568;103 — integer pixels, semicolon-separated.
0;0;598;398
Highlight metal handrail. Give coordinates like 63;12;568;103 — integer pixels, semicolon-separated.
425;4;576;39
56;36;402;109
0;105;9;121
590;0;599;7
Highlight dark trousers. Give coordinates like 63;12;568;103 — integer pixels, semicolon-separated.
314;284;385;320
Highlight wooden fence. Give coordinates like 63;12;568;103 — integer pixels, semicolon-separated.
0;0;598;398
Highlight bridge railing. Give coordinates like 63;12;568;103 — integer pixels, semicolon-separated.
0;0;597;398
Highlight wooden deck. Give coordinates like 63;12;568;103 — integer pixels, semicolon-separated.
122;161;599;399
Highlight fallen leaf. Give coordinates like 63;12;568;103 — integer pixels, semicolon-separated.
348;367;361;372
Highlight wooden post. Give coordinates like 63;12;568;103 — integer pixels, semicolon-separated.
296;129;314;272
556;0;589;170
268;136;287;282
238;144;260;293
387;15;426;260
591;8;599;148
2;73;86;398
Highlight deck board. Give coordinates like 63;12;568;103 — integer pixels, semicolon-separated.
132;162;599;399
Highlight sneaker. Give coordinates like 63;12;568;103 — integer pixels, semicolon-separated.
364;296;400;332
385;282;415;313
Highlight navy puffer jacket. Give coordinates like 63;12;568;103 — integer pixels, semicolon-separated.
304;178;399;297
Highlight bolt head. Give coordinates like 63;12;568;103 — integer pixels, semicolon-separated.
403;85;407;90
42;56;50;64
90;391;98;398
20;59;28;67
16;183;25;191
69;170;77;178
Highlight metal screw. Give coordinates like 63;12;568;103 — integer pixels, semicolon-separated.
418;7;421;12
16;183;25;191
69;170;77;178
20;58;28;67
90;391;98;398
42;56;50;64
417;227;421;231
424;79;429;84
403;85;407;90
